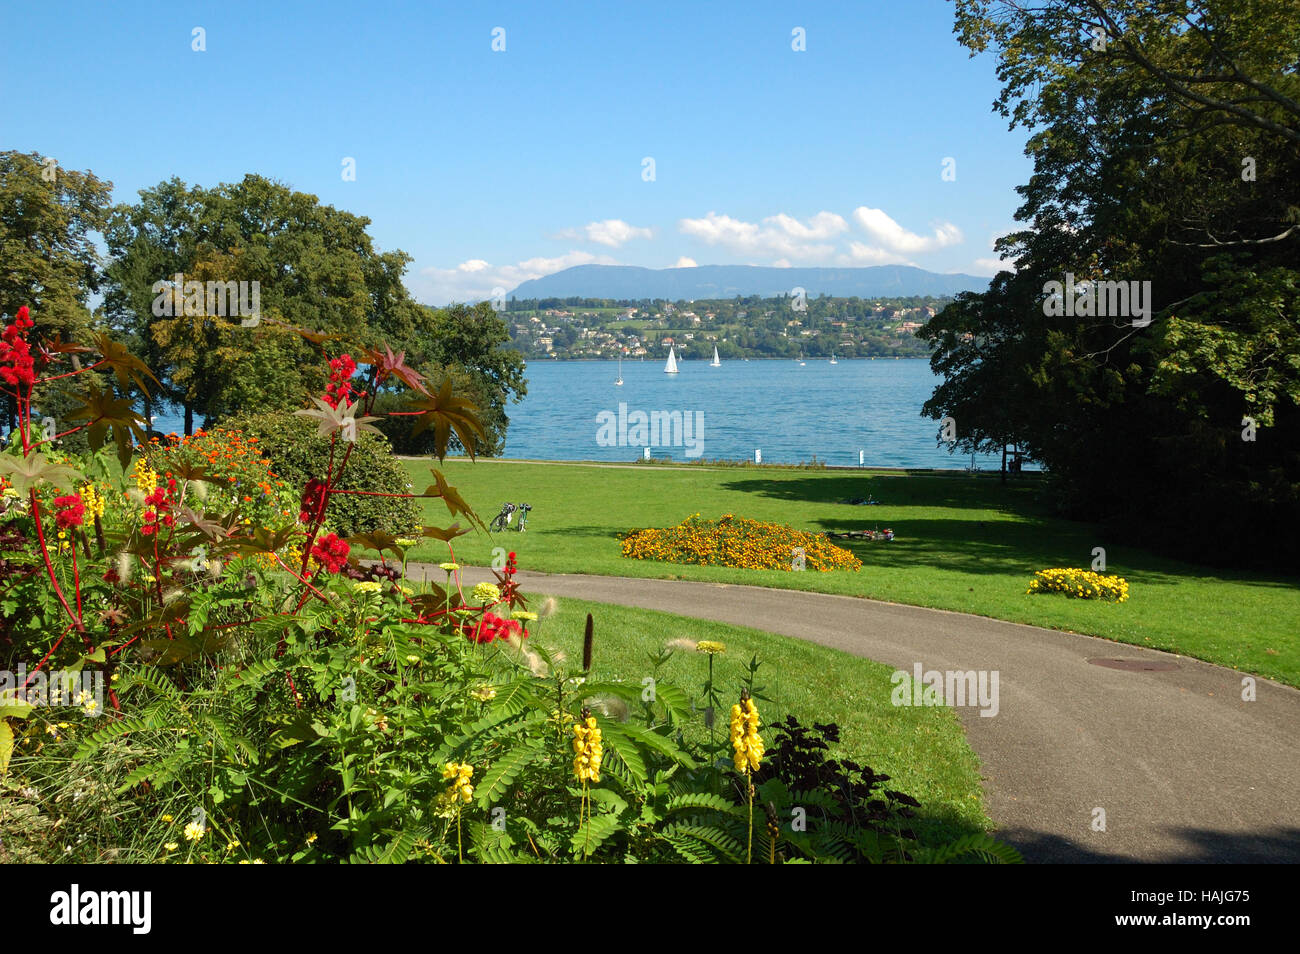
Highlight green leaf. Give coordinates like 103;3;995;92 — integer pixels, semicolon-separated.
474;738;546;808
0;452;83;494
0;720;13;777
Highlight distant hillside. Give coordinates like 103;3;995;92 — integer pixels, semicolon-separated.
508;264;988;300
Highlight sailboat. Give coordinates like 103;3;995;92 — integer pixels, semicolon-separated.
710;346;721;368
829;353;837;364
664;346;679;374
615;352;623;386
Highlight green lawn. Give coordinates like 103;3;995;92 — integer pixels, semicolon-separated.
401;459;1300;687
509;595;989;845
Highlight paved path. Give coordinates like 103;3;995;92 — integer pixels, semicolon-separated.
411;565;1300;863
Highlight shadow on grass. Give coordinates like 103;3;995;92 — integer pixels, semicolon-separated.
721;474;1046;513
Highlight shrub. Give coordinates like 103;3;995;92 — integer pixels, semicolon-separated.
138;427;298;530
620;513;862;571
1027;567;1129;602
219;411;420;537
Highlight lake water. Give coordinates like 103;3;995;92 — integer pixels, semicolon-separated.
503;357;1012;469
144;357;1016;469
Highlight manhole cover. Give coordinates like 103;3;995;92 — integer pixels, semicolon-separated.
1087;657;1180;672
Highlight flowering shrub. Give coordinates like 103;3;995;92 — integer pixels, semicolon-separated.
0;304;1014;865
221;410;419;537
140;428;296;529
1027;568;1130;602
620;513;862;571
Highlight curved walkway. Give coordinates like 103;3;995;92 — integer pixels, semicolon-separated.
412;565;1300;863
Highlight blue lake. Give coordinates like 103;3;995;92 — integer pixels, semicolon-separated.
142;357;1017;469
502;357;1012;469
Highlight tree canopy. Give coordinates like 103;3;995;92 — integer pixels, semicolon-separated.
924;0;1300;565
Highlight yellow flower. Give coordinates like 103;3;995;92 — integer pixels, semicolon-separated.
164;842;179;851
132;463;158;496
471;685;497;702
439;562;460;572
696;640;727;655
510;610;538;621
79;482;105;519
183;820;206;842
161;814;174;823
441;762;475;804
471;582;500;605
571;711;603;783
352;580;382;593
729;691;764;775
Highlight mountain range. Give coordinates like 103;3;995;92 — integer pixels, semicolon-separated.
507;264;988;300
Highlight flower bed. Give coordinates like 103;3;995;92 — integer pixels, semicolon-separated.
620;513;862;571
1027;568;1129;602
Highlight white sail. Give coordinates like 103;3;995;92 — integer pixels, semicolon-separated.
664;346;679;374
710;346;720;367
615;353;623;386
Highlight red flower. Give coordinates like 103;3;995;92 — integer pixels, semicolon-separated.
54;494;85;529
462;611;525;644
0;305;36;387
310;532;350;573
299;478;328;524
323;353;360;409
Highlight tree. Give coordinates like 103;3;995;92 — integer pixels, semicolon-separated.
103;174;425;431
0;150;113;428
375;302;527;456
926;0;1300;564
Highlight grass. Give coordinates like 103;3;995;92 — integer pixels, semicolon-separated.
401;458;1300;687
517;595;989;845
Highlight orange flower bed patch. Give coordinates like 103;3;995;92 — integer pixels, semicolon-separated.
620;513;861;572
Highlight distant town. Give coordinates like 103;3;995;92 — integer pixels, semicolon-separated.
501;294;948;361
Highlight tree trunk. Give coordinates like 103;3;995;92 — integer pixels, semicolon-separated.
184;402;194;437
1001;443;1008;484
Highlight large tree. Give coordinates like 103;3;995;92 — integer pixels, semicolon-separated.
924;0;1300;564
0;150;114;432
374;302;528;456
102;174;425;431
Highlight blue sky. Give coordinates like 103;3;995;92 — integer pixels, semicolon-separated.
2;0;1030;304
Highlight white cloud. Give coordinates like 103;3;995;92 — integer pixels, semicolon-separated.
838;242;916;267
414;250;618;305
672;256;698;268
554;219;653;247
677;210;847;262
851;207;963;254
972;257;1014;275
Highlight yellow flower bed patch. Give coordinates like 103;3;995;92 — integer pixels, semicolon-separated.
1027;567;1129;602
619;513;861;571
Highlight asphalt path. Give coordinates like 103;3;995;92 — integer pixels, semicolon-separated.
416;564;1300;863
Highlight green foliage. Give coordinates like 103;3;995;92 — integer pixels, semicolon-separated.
928;0;1300;566
220;410;419;537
